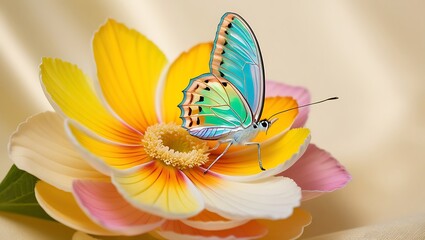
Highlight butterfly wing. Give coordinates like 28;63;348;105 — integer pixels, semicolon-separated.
210;12;265;122
179;74;253;140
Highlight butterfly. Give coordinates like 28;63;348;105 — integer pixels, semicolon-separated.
178;12;336;173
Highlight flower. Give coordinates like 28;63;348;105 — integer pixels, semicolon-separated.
8;19;350;239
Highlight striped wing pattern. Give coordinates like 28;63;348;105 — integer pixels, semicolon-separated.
178;74;252;140
210;12;265;122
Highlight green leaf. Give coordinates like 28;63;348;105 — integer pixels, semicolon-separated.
0;165;55;221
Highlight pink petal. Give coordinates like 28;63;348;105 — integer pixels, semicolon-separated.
280;144;351;200
72;180;164;236
265;80;311;127
35;181;118;236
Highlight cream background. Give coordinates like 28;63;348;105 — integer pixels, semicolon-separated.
0;1;424;239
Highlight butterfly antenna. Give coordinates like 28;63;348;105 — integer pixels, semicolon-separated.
268;97;339;120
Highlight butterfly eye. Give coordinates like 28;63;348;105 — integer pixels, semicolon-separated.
261;122;268;128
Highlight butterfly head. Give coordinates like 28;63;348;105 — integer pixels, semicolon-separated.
256;118;277;134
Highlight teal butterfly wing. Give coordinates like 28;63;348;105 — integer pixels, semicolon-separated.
210;12;265;122
179;74;252;140
178;12;263;140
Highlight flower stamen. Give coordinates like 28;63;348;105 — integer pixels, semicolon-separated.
143;123;209;169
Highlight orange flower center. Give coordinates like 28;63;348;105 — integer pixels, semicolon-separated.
142;123;209;169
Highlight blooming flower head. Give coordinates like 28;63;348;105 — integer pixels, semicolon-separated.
9;19;350;239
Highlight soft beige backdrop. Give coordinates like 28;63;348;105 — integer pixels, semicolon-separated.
1;1;424;239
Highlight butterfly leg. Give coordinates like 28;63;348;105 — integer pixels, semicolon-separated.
204;140;233;174
206;141;221;153
245;142;265;171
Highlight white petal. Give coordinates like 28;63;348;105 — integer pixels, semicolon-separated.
9;112;107;192
186;168;301;220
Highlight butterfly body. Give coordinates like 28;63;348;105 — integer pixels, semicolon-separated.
179;12;272;173
229;124;260;145
224;120;270;145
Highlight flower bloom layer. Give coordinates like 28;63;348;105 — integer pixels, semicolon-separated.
9;19;351;239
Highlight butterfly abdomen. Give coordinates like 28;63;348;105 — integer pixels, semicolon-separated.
232;125;261;144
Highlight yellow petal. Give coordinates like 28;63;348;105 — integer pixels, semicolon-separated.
112;161;204;219
253;96;298;142
209;128;311;181
182;210;249;231
93;19;167;133
259;208;312;240
66;120;149;173
9;112;107;192
160;43;212;123
35;181;118;236
158;220;267;240
40;58;140;144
